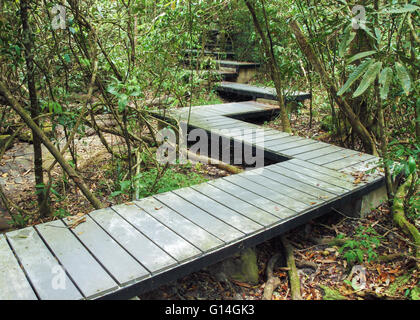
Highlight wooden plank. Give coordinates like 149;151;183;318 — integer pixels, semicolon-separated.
280;142;331;157
240;170;326;205
154;192;245;243
208;121;260;130
135;197;224;252
208;178;297;219
276;161;356;191
340;158;384;185
191;182;280;226
36;220;118;299
112;203;202;262
62;215;149;286
264;135;303;148
173;187;263;235
89;208;177;273
0;234;37;300
248;169;335;202
266;164;349;195
222;174;310;212
287;158;355;182
295;145;341;160
6;227;82;300
323;153;377;170
308;148;358;165
198;117;239;125
269;139;317;152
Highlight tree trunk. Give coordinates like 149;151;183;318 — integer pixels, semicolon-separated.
20;0;50;217
289;20;378;155
244;0;292;133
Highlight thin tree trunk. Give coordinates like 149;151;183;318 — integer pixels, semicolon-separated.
244;0;292;133
289;20;378;155
20;0;50;217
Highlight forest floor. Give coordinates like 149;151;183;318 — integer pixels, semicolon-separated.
0;96;418;300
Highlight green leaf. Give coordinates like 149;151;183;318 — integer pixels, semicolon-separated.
347;50;377;64
337;59;374;96
63;53;71;63
378;67;393;100
408;156;416;174
395;62;411;95
339;27;356;58
381;4;419;14
352;61;382;98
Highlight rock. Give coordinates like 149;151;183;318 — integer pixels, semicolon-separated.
207;247;259;285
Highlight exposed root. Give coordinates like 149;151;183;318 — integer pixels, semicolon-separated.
262;253;282;300
281;236;302;300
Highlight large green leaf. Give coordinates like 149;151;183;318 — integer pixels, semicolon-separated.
381;4;419;14
347;50;377;64
395;62;411;95
378;67;393;100
352;61;382;98
337;59;374;96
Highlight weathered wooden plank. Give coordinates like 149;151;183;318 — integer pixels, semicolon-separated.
269;139;317;153
280;142;331;157
340;158;384;185
135;197;224;252
198;117;239;125
208;121;260;130
323;153;377;170
208;178;297;219
0;234;37;300
266;164;348;195
276;161;356;191
249;168;335;201
36;220;118;299
62;215;149;286
89;208;177;273
112;203;202;262
223;174;310;212
240;170;326;205
264;135;303;148
294;145;341;160
6;227;82;300
191;182;280;226
173;187;263;235
154;192;244;243
308;148;359;165
288;158;355;183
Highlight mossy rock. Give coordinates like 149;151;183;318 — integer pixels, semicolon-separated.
207;247;259;285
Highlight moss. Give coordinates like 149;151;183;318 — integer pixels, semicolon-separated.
386;273;411;296
319;284;347;300
230;248;259;285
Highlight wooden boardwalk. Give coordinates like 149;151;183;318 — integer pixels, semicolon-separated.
0;101;384;300
216;81;312;102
